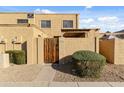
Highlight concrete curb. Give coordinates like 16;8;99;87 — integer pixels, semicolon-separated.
0;82;123;87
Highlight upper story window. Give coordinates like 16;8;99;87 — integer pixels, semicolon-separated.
17;19;28;24
41;20;51;28
63;20;73;28
27;13;34;18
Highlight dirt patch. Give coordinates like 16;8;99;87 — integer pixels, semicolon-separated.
53;63;124;82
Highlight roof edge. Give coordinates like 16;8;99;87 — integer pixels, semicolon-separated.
61;28;100;31
0;12;79;15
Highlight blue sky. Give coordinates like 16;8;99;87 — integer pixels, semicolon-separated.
0;6;124;32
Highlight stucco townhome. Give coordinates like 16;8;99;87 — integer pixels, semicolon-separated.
0;12;99;64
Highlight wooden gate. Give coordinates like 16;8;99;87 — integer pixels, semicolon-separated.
44;38;59;63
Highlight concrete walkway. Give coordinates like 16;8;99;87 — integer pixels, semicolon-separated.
33;65;56;82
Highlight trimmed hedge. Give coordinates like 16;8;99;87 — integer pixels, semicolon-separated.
6;50;26;64
72;50;106;77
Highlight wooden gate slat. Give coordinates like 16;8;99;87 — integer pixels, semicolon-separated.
44;38;46;63
47;38;49;63
44;38;59;63
53;38;55;62
51;39;53;62
56;38;59;62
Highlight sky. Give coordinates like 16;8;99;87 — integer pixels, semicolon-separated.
0;6;124;32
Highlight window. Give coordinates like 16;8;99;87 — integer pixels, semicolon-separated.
63;20;73;28
17;19;28;24
27;13;34;18
41;20;51;28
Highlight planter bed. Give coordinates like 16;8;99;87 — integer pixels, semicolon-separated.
53;63;124;82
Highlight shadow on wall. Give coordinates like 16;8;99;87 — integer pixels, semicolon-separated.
52;55;76;75
21;41;27;64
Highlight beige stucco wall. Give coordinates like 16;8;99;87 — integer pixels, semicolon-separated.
0;26;35;64
0;13;34;24
33;26;48;38
100;38;124;64
27;38;34;64
0;26;34;50
0;13;79;38
34;14;79;37
59;35;97;63
99;39;115;64
0;26;34;42
27;37;44;64
37;37;44;64
114;39;124;64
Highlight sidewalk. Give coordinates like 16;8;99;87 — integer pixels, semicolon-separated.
0;82;124;87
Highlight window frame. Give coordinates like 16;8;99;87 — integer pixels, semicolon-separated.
63;20;73;28
41;20;51;28
17;19;28;24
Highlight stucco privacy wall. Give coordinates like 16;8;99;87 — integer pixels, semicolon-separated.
100;38;124;64
59;37;97;63
114;39;124;64
88;30;99;53
27;37;44;64
99;39;115;64
37;37;44;64
0;26;33;51
0;26;35;64
27;38;37;64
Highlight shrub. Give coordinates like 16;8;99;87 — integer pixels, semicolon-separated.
72;50;106;78
6;50;26;64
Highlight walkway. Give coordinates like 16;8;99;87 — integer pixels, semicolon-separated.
0;81;124;87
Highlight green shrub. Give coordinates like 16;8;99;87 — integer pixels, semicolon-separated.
6;50;26;64
72;50;106;78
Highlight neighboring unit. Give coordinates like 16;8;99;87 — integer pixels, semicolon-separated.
100;32;124;64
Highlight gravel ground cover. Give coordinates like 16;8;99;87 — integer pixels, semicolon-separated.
53;63;124;82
